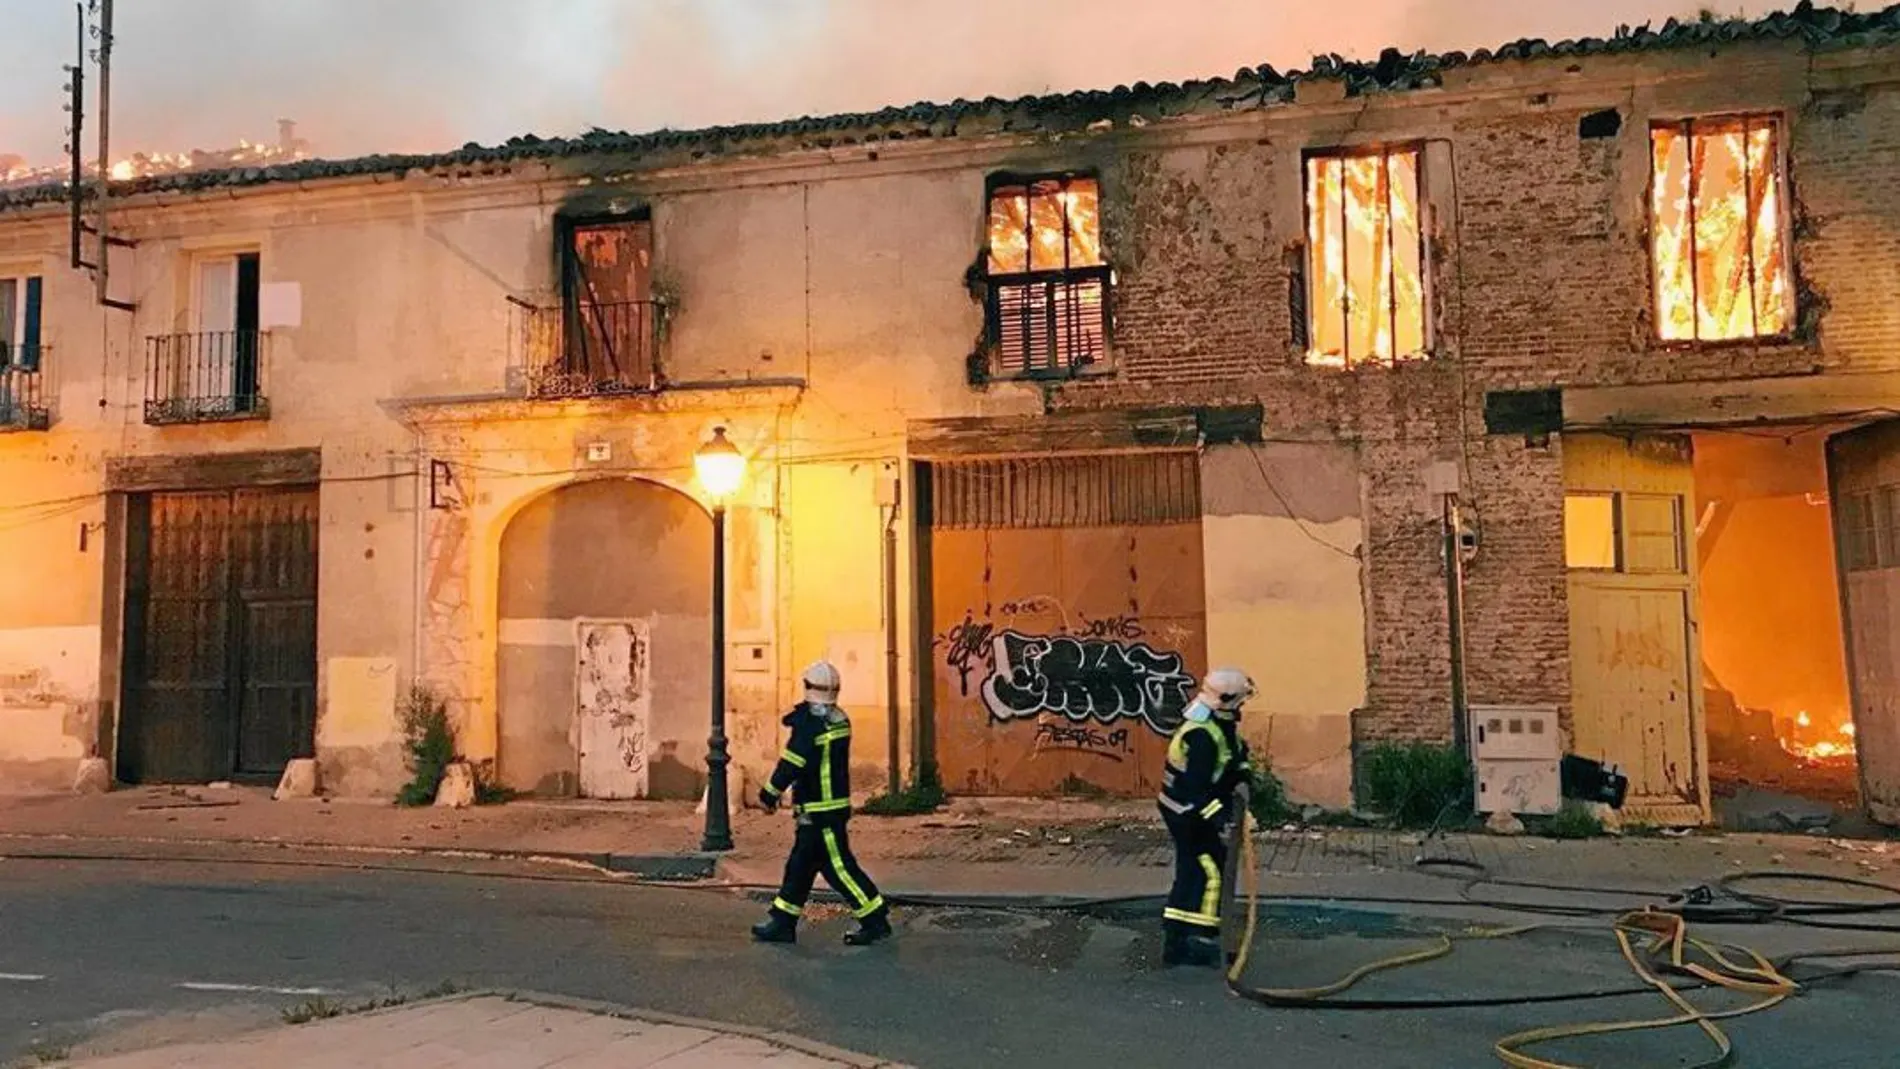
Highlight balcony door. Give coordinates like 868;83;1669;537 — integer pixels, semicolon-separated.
192;252;261;413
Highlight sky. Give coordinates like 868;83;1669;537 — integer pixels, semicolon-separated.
0;0;1783;168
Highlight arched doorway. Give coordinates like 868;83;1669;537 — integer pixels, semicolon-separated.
496;478;712;798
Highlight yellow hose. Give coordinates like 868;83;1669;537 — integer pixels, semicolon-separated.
1225;809;1801;1069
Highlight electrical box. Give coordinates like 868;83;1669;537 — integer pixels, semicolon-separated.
1476;759;1562;816
1471;705;1560;762
1469;704;1561;816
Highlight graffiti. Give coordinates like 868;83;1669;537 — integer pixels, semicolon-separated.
999;596;1062;618
1074;613;1144;641
936;612;995;697
980;631;1195;736
1034;722;1134;762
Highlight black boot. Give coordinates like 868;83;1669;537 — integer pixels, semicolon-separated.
843;908;894;947
1162;922;1222;968
751;911;798;944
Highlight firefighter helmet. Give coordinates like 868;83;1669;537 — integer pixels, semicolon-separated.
1199;668;1256;712
802;661;843;705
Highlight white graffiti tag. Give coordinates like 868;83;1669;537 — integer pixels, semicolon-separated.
978;631;1195;736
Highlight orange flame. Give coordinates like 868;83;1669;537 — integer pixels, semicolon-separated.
1;134;309;190
1780;710;1857;762
1305;148;1425;368
1650;118;1792;343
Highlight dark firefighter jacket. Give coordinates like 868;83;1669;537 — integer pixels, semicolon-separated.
763;703;855;825
1158;713;1249;822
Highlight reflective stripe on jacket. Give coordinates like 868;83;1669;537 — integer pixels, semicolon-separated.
1158;716;1243;820
763;703;855;823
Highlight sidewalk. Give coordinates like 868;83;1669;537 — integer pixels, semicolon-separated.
5;785;1900;911
52;992;908;1069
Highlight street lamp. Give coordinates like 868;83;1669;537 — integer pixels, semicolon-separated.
695;426;746;852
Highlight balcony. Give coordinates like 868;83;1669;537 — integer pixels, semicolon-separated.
0;355;50;432
523;299;663;399
145;331;269;425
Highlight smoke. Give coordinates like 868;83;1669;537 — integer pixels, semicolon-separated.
0;0;1783;168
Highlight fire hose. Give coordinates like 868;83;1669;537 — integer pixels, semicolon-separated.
1217;797;1885;1069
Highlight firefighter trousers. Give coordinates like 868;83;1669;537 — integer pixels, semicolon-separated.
769;820;887;922
1161;807;1228;931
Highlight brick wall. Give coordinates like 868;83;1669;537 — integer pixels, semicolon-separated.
1050;45;1900;752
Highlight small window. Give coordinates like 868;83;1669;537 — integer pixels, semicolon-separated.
1304;146;1427;368
1841;489;1900;573
1649;116;1793;343
983;174;1109;377
1841;492;1880;572
1623;494;1685;574
1565;493;1620;570
0;274;43;370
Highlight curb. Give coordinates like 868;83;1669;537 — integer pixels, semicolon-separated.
45;990;914;1069
472;990;917;1068
0;831;719;879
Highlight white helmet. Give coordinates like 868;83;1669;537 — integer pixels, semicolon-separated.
1199;668;1256;713
802;661;842;706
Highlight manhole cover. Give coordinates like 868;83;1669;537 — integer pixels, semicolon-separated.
909;909;1047;935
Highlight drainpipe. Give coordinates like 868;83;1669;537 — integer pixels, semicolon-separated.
881;466;902;795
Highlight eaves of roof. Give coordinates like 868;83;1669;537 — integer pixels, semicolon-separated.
2;1;1895;213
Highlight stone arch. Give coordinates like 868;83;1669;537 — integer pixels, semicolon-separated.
494;476;712;798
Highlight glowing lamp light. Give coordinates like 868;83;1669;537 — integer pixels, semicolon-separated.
694;426;746;504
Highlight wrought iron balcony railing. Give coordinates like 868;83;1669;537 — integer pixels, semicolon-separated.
145;331;269;425
523;299;663;399
0;355;51;432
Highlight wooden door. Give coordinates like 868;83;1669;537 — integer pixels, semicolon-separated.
1827;420;1900;825
1564;434;1708;825
926;453;1207;797
575;619;652;800
565;219;655;389
120;486;318;783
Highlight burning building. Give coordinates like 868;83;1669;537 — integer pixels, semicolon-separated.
0;7;1898;829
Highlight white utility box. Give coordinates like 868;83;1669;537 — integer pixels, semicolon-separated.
1469;704;1562;816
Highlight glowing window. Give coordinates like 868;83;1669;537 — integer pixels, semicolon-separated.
984;175;1108;377
1565;493;1620;570
1650;116;1793;343
1304;147;1427;368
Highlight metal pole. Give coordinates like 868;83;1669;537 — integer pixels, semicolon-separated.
95;0;113;305
883;502;901;796
701;503;734;853
68;4;84;270
1444;493;1471;761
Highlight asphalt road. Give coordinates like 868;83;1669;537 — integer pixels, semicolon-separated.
4;849;1900;1068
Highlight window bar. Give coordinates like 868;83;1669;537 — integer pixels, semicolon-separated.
1337;157;1351;367
1742;116;1763;339
1383;151;1397;364
1685;121;1702;342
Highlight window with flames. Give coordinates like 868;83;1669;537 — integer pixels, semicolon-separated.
984;174;1109;377
1649;116;1794;344
1303;146;1428;369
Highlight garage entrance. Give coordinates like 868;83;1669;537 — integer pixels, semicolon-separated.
923;452;1208;797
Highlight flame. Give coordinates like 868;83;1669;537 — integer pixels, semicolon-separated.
1780;710;1857;763
986;177;1103;274
1651;118;1792;343
0;131;310;191
1306;148;1425;368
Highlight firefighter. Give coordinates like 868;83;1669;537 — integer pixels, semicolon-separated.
1156;667;1255;968
750;661;894;947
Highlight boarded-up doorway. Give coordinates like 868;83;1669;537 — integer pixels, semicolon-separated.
924;453;1208;796
119;486;319;784
1827;420;1900;826
576;619;652;800
1562;434;1707;825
